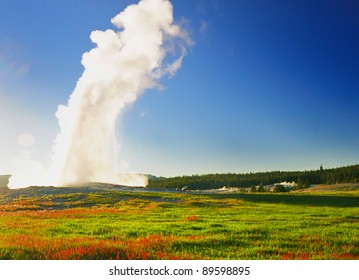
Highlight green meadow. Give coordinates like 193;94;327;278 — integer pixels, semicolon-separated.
0;184;358;259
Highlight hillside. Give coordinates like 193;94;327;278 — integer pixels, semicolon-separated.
293;183;359;194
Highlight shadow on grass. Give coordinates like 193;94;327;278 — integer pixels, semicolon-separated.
210;193;359;208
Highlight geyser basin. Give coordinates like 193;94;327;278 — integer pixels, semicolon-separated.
8;0;190;189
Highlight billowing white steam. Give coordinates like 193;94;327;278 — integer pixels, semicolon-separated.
8;0;189;188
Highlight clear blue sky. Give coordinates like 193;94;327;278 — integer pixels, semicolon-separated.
1;0;358;177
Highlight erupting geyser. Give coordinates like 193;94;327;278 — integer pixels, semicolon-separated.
8;0;189;189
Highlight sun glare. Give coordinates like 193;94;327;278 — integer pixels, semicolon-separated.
17;133;35;147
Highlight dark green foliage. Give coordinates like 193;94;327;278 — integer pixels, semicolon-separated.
148;164;359;190
274;184;288;192
257;183;265;192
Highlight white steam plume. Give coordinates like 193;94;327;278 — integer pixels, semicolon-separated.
8;0;189;188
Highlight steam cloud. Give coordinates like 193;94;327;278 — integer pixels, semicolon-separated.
8;0;189;188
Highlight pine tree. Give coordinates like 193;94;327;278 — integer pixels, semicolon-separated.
257;183;265;192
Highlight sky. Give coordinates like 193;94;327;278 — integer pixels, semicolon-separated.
0;0;358;178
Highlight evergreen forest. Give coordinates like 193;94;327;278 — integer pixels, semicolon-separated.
147;164;359;190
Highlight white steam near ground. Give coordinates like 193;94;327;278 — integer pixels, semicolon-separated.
8;0;190;189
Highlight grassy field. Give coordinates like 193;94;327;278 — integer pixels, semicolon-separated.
0;183;358;260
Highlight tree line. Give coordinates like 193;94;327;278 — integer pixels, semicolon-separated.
147;164;359;190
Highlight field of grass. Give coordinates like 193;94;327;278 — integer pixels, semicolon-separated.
0;184;358;260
